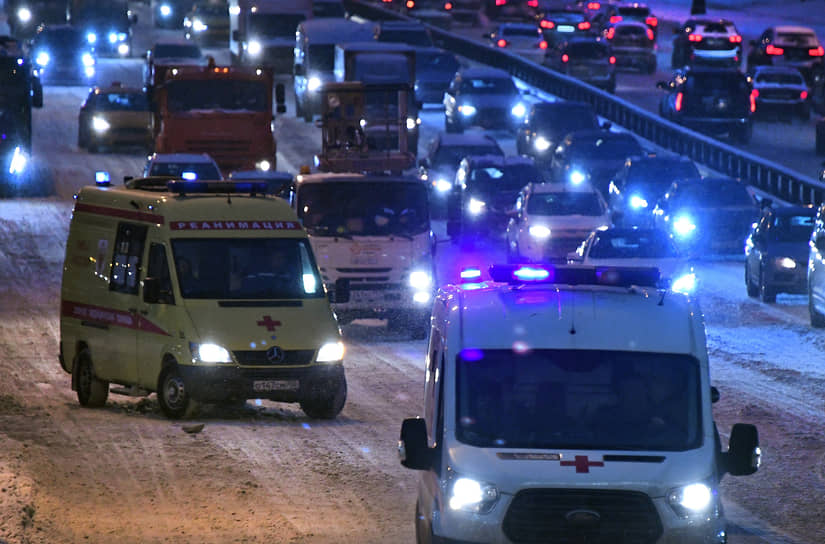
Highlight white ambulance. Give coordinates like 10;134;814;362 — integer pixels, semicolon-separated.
292;172;436;339
59;176;346;419
399;264;761;543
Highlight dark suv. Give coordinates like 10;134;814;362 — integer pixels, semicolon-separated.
516;100;600;164
657;67;754;143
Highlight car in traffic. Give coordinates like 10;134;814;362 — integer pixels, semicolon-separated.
143;152;224;180
183;1;229;46
143;39;206;90
413;46;461;105
484;0;537;22
516;99;601;164
604;20;656;73
652;176;759;257
745;202;815;302
608;153;701;226
443;66;529;132
568;226;696;293
486;22;548;64
74;2;135;57
374;20;435;47
747;26;825;89
446;155;545;241
807;203;825;326
154;0;194;29
77;82;153;153
749;65;811;121
671;18;742;69
30;24;96;85
657;67;755;143
544;35;616;92
506;181;611;263
549;128;644;197
610;2;658;41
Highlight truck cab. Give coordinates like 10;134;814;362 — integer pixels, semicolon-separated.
229;0;313;73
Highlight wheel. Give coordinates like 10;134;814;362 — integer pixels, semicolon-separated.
759;269;776;303
75;351;109;407
809;287;825;327
157;365;199;419
745;262;759;297
300;369;347;419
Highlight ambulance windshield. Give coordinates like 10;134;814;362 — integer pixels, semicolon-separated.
297;181;429;237
455;349;701;451
171;239;324;299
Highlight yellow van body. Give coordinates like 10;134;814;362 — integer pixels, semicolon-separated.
59;179;346;419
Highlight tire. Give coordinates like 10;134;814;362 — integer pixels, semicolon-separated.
157;364;199;419
745;262;759;297
810;288;825;327
75;351;109;408
759;269;776;303
300;369;347;419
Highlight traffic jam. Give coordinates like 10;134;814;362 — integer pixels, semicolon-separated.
0;0;824;542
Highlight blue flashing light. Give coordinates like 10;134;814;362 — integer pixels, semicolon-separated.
460;267;482;280
460;348;483;361
181;171;198;180
513;266;551;281
488;264;660;287
167;180;272;194
95;171;111;185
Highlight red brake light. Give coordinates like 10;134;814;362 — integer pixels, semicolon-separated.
578;21;591;30
749;89;758;113
688;34;702;42
587;2;600;9
444;1;452;8
645;16;657;27
809;46;825;57
497;38;508;47
675;91;683;111
406;0;414;7
766;44;784;55
609;55;616;64
729;35;742;44
540;20;555;29
562;53;569;63
801;90;809;100
751;89;759;98
609;15;622;23
495;0;506;5
606;27;615;39
539;40;548;49
527;0;538;6
646;28;654;40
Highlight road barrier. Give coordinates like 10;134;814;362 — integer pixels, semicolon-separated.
348;0;825;207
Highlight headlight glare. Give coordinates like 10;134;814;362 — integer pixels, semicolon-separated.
409;270;433;290
248;40;262;56
529;225;551;239
82;53;95;67
193;342;232;363
160;4;172;16
406;117;419;130
569;170;586;185
468;197;486;215
8;146;28;175
673;215;697;238
86;32;97;44
193;19;207;32
449;477;499;513
108;32;118;44
35;51;49;66
434;178;452;193
629;194;648;209
17;7;32;22
307;76;322;91
511;102;526;117
91;116;110;132
458;104;476;116
776;257;796;269
534;136;550;151
670;272;696;294
317;341;345;362
667;482;715;518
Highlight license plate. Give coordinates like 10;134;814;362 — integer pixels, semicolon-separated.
557;25;575;32
351;255;378;265
253;380;299;392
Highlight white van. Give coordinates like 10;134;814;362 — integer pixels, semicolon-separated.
399;264;761;543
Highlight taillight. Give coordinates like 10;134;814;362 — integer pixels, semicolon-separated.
540;20;555;29
587;2;600;9
539;40;548;49
609;56;616;64
646;28;654;40
610;15;622;23
749;89;758;112
809;46;825;57
497;38;508;47
578;21;591;30
766;44;784;55
645;16;657;27
675;92;683;111
801;90;809;100
606;27;615;39
562;53;569;63
688;34;702;42
527;0;538;6
729;35;742;44
495;0;506;5
406;0;414;8
444;1;452;7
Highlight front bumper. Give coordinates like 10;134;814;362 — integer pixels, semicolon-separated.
764;261;808;293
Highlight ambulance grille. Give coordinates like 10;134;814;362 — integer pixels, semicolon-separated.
233;350;315;366
502;489;662;543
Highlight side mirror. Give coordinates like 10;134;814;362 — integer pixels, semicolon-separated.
275;83;286;114
398;417;432;470
294;63;306;77
32;77;43;108
143;277;161;303
723;423;760;476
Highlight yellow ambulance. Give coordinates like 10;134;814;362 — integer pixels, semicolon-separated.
59;176;346;419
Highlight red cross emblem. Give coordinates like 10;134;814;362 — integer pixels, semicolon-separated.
256;315;282;332
560;455;604;473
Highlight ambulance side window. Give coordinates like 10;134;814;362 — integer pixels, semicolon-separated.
109;223;147;295
146;243;174;304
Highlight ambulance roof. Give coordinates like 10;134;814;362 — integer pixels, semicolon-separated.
296;172;425;186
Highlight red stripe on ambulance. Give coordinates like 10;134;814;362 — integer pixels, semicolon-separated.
62;301;170;336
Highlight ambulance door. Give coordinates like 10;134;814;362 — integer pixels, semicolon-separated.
96;222;147;384
136;241;179;389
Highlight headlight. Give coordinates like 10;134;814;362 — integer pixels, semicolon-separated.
534;136;550;151
667;482;716;518
117;43;130;56
569;170;586;185
8;146;28;175
434;178;452;193
248;40;262;56
256;159;271;171
17;7;32;23
85;66;95;78
775;257;797;269
409;270;433;290
511;102;526;118
458;104;476;116
529;225;551;239
629;195;648;209
670;272;696;294
316;341;345;363
449;476;499;513
91;116;110;133
159;4;172;16
673;215;697;238
35;51;49;66
406;116;420;131
87;32;97;44
192;342;232;364
108;32;119;44
192;19;208;32
307;76;322;92
82;53;95;67
468;197;486;215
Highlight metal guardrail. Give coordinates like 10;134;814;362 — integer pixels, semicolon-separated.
347;0;825;207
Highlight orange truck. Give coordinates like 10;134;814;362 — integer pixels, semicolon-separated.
153;57;285;173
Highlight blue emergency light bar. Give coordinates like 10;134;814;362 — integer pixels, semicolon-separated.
487;264;660;288
460;267;482;280
167;180;272;195
95;171;111;186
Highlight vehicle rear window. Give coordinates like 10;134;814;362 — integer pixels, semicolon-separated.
775;32;818;48
687;73;749;94
700;22;735;34
618;6;650;16
567;41;610;58
755;71;805;85
616;25;647;37
769;214;815;242
502;26;541;37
